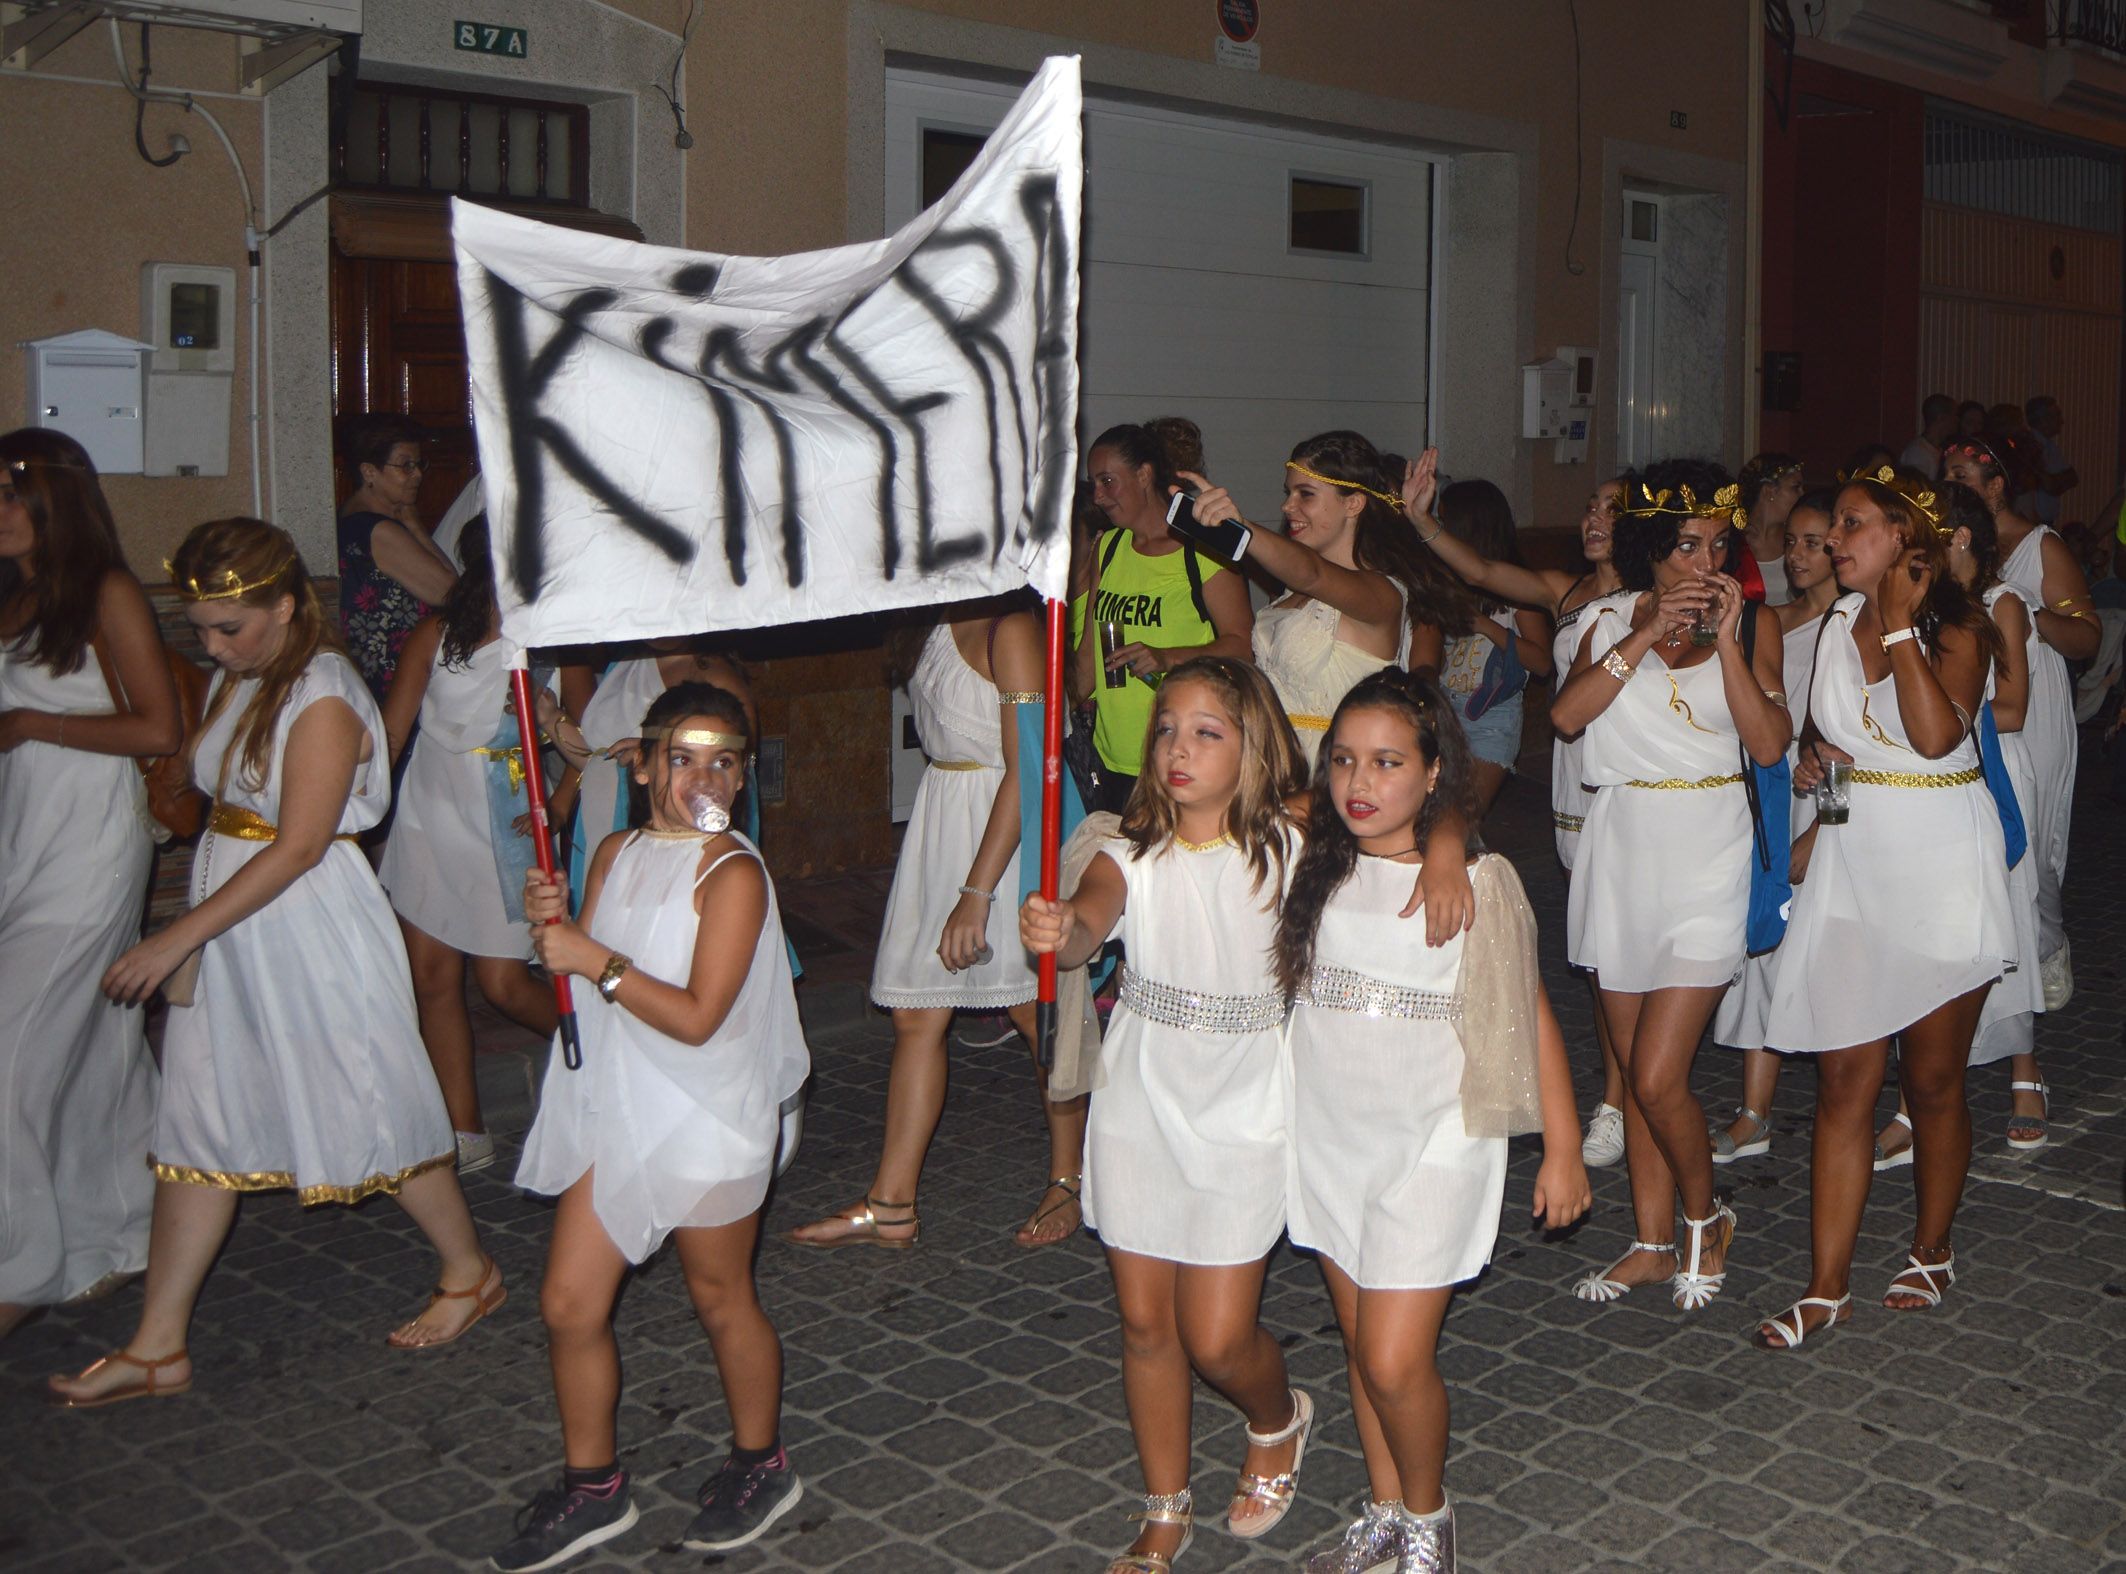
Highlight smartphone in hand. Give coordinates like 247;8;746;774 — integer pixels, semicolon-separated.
1165;484;1251;566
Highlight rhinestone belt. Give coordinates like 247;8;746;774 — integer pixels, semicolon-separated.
1117;965;1287;1034
1848;766;1983;788
1301;961;1462;1021
1552;810;1585;832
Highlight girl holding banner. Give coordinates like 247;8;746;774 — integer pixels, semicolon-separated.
787;603;1089;1250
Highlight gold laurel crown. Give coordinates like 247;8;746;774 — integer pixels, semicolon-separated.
1615;480;1748;530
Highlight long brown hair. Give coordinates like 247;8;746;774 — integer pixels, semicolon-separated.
437;515;498;669
1839;478;2004;668
172;518;341;792
1287;430;1466;640
1274;668;1476;999
0;427;128;675
1118;655;1304;897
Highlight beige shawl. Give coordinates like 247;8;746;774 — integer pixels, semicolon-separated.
1455;853;1546;1138
1042;811;1123;1102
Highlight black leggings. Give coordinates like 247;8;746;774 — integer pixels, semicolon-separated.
1092;770;1138;817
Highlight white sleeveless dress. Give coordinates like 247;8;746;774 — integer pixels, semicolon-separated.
1970;583;2046;1064
0;640;157;1303
516;831;809;1262
1286;855;1514;1289
1566;607;1752;991
870;626;1035;1009
156;653;454;1202
1760;594;2017;1052
1551;588;1636;870
1252;584;1408;765
379;636;530;960
1084;833;1293;1265
1998;527;2075;961
1716;611;1828;1050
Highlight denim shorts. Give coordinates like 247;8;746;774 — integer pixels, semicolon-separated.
1452;688;1524;770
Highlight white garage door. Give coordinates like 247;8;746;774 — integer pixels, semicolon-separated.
884;69;1436;518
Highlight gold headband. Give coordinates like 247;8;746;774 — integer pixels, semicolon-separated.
165;557;295;601
1841;465;1947;535
1615;481;1747;531
1285;460;1406;512
665;727;747;752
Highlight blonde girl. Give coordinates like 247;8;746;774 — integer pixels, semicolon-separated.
53;519;499;1409
1021;656;1309;1573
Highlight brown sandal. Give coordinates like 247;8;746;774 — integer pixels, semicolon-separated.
47;1347;192;1409
386;1254;506;1349
1013;1175;1082;1248
783;1196;920;1250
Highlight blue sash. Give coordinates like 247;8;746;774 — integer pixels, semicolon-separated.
1977;703;2029;869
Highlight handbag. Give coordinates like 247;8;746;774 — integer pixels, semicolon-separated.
1737;608;1793;956
89;628;211;843
1976;703;2029;869
1463;623;1529;722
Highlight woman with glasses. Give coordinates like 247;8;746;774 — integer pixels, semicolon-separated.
335;413;457;698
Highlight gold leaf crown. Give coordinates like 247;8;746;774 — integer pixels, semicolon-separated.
1839;465;1947;534
165;557;295;602
1614;480;1747;530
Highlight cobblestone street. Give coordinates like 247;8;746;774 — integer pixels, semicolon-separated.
4;762;2123;1573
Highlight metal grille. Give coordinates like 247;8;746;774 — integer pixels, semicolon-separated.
1922;106;2123;233
333;83;589;208
2057;0;2126;54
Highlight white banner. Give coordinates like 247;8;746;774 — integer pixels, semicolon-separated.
453;55;1083;646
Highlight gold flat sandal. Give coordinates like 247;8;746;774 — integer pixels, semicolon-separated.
783;1195;920;1250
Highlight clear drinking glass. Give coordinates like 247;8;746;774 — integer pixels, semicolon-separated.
1815;760;1852;825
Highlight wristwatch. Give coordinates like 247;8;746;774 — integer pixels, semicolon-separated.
1879;626;1919;652
595;951;633;1002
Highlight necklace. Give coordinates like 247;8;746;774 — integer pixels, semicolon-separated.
1359;846;1420;860
640;826;712;842
1172;830;1234;853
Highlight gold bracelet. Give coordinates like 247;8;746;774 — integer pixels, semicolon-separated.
1600;647;1635;683
1763;690;1787;706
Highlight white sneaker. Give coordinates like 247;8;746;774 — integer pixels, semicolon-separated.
2040;941;2073;1011
1581;1103;1625;1167
454;1130;496;1175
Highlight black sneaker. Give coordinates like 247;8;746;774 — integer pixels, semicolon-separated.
490;1472;640;1572
681;1450;804;1550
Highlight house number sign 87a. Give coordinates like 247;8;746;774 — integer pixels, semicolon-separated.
455;21;528;56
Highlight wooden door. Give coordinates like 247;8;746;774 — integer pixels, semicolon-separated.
331;251;477;523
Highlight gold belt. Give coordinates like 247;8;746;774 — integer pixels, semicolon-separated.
209;803;358;844
1553;811;1585;832
927;758;995;771
1287;713;1331;731
473;744;526;793
1622;773;1743;790
1848;766;1983;789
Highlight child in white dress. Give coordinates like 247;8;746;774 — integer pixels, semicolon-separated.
496;681;809;1571
378;517;557;1171
1277;669;1589;1574
1021;656;1311;1574
51;519;500;1409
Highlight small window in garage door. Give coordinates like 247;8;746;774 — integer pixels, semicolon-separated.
887;69;1436;517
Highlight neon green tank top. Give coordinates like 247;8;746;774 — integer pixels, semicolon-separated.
1086;528;1223;774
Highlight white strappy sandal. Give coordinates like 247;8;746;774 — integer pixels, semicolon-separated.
2006;1080;2050;1151
1570;1242;1676;1302
1884;1252;1954;1310
1752;1293;1851;1350
1671;1197;1737;1311
1873;1110;1913;1171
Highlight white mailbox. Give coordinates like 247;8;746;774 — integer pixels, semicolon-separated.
22;330;153;475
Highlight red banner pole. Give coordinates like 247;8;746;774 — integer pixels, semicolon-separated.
1035;595;1066;1068
509;660;583;1069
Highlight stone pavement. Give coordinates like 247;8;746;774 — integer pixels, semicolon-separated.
5;759;2125;1573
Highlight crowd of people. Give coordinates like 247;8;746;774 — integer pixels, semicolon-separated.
0;384;2104;1572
